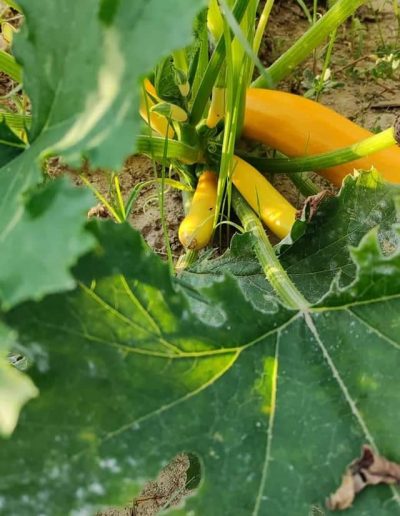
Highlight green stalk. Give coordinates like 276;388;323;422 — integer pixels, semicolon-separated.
252;0;275;63
232;189;309;310
189;13;209;105
219;0;260;133
214;12;236;235
190;0;249;124
0;50;22;83
220;0;267;87
252;0;367;88
136;136;201;164
295;0;313;24
243;126;399;174
113;175;126;220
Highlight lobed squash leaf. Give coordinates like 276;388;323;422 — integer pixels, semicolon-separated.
1;179;399;514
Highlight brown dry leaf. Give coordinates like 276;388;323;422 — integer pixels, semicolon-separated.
327;445;400;511
87;204;110;219
296;190;333;223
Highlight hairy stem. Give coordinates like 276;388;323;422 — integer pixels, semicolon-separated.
232;189;309;310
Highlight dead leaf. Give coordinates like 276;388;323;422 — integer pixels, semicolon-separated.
327;445;400;511
296;190;333;222
88;204;110;219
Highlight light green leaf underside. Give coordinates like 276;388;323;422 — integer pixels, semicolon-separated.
1;219;399;515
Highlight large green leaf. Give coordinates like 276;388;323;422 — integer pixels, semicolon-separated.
184;171;400;305
1;211;400;515
0;0;205;309
0;0;205;306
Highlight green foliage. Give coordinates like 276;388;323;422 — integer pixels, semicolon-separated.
155;56;185;108
0;0;206;309
2;1;399;515
2;183;400;513
0;120;25;165
188;171;400;305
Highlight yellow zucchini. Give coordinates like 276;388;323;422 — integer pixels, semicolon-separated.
232;156;296;239
179;171;218;250
139;80;175;139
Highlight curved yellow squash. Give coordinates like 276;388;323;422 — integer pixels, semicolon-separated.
232;156;296;239
179;171;218;250
243;88;400;185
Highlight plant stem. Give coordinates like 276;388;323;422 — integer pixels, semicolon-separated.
159;137;174;275
232;189;309;310
113;175;126;220
79;175;122;223
242;125;399;173
190;0;249;124
253;0;275;57
136;136;201;164
252;0;367;88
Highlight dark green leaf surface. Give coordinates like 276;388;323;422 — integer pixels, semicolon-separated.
2;218;400;515
0;120;25;166
0;0;205;308
185;172;400;304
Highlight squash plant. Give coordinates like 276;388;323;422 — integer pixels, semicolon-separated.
0;0;400;514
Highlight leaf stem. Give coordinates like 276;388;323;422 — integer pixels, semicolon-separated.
232;189;309;310
136;135;201;164
243;125;399;174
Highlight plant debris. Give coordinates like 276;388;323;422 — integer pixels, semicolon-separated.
327;445;400;511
